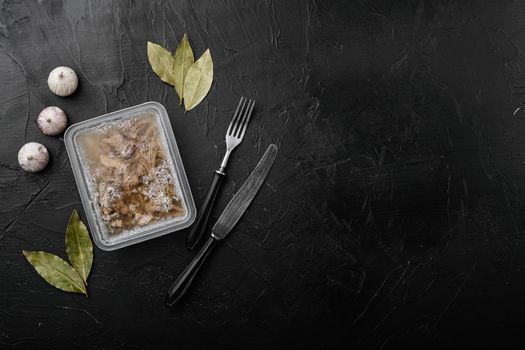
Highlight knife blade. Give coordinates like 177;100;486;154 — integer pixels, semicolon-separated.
211;143;278;240
165;143;278;306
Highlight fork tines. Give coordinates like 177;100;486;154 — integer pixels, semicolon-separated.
227;97;255;140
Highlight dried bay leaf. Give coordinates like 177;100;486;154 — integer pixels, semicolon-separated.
183;49;213;111
65;209;93;285
173;33;194;104
147;41;176;86
22;250;87;296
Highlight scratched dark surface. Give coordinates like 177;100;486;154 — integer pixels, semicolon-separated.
2;0;525;348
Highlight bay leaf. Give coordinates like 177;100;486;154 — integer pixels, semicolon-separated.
65;209;93;285
147;41;176;86
22;250;87;296
173;33;194;104
183;49;213;111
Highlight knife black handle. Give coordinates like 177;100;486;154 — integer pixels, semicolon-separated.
165;236;218;307
187;170;225;250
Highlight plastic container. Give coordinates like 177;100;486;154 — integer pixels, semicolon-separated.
64;102;196;250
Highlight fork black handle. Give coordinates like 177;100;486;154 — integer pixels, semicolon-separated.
186;170;225;250
166;236;218;306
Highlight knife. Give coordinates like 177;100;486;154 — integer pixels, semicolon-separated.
165;144;278;306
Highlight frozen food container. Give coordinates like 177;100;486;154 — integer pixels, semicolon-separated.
64;102;196;250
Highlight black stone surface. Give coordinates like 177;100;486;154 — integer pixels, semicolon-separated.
2;0;525;348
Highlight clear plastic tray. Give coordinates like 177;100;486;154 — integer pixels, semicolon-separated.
64;102;196;250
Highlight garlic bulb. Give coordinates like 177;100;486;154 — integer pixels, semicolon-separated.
37;106;68;136
47;66;78;97
18;142;49;172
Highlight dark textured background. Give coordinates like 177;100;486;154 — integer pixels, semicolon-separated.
2;0;525;348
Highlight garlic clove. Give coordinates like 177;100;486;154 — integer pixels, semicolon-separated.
47;66;78;97
18;142;49;173
37;106;68;136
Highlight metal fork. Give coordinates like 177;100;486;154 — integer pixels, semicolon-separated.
187;96;255;249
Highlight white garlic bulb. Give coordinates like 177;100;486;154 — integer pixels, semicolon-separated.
37;106;68;136
47;66;78;97
18;142;49;172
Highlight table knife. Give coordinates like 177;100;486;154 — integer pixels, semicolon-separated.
166;144;278;307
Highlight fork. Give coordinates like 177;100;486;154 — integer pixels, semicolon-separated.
186;96;256;250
